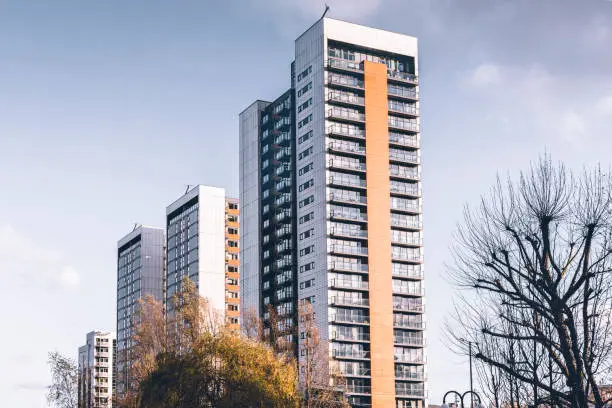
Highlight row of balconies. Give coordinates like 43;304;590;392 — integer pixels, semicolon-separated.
327;58;418;85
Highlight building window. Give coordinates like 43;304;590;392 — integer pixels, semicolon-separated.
299;245;314;256
299;262;315;273
298;130;313;145
298;114;312;129
299;195;314;208
299;179;314;192
299;212;314;224
298;147;313;160
297;65;312;82
298;98;312;113
297;81;312;97
299;228;314;240
298;163;313;176
300;278;315;289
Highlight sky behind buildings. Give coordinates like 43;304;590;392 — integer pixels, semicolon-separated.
1;0;612;406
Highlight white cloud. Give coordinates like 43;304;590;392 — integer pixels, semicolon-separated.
560;111;587;143
0;225;80;290
469;63;502;86
596;95;612;115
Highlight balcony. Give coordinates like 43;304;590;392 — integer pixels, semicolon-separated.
394;334;425;347
329;278;369;291
390;167;420;181
389;132;419;149
394;354;426;364
389;150;419;165
329;245;369;258
388;85;419;101
328;108;365;124
328;192;367;207
328;73;364;90
395;371;425;381
343;368;371;378
395;384;425;398
327;124;365;140
387;70;419;85
392;265;424;280
391;217;422;230
329;261;369;274
388;102;419;118
393;301;424;313
328;91;365;107
328;158;366;173
330;313;370;325
391;236;423;247
391;202;421;214
330;296;370;308
328;141;366;156
327;58;363;74
331;331;370;342
345;384;372;395
393;319;425;330
328;176;367;190
330;227;368;240
389;117;419;133
393;285;424;297
390;183;421;198
332;349;370;360
330;209;368;223
273;132;291;145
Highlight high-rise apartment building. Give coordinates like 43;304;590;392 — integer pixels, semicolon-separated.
165;185;240;327
239;18;425;408
115;225;165;399
78;331;117;408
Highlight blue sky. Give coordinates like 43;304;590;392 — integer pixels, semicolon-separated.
1;0;612;406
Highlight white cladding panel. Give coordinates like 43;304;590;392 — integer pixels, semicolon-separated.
196;185;227;316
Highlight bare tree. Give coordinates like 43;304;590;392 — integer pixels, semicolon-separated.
299;302;350;408
47;351;78;408
448;157;612;408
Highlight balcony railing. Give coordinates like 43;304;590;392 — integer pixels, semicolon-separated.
390;167;420;180
343;368;372;377
392;266;424;280
328;91;365;106
391;236;423;246
330;209;368;222
389;117;419;132
389;150;419;164
328;73;364;89
388;70;419;84
391;202;421;214
328;108;365;123
388;85;418;100
327;124;365;139
389;132;419;148
329;245;369;257
393;301;424;313
391;217;422;229
328;58;363;73
332;349;370;360
328;176;367;189
345;384;372;395
329;278;369;290
330;313;370;325
394;354;426;364
393;319;425;330
331;331;370;342
330;227;368;239
330;261;369;274
390;184;421;197
330;296;370;308
395;371;425;381
329;192;367;206
328;158;366;172
388;102;419;117
393;285;425;296
394;336;425;347
328;141;366;156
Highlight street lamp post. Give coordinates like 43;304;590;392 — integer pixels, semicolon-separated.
459;338;475;408
441;390;484;408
